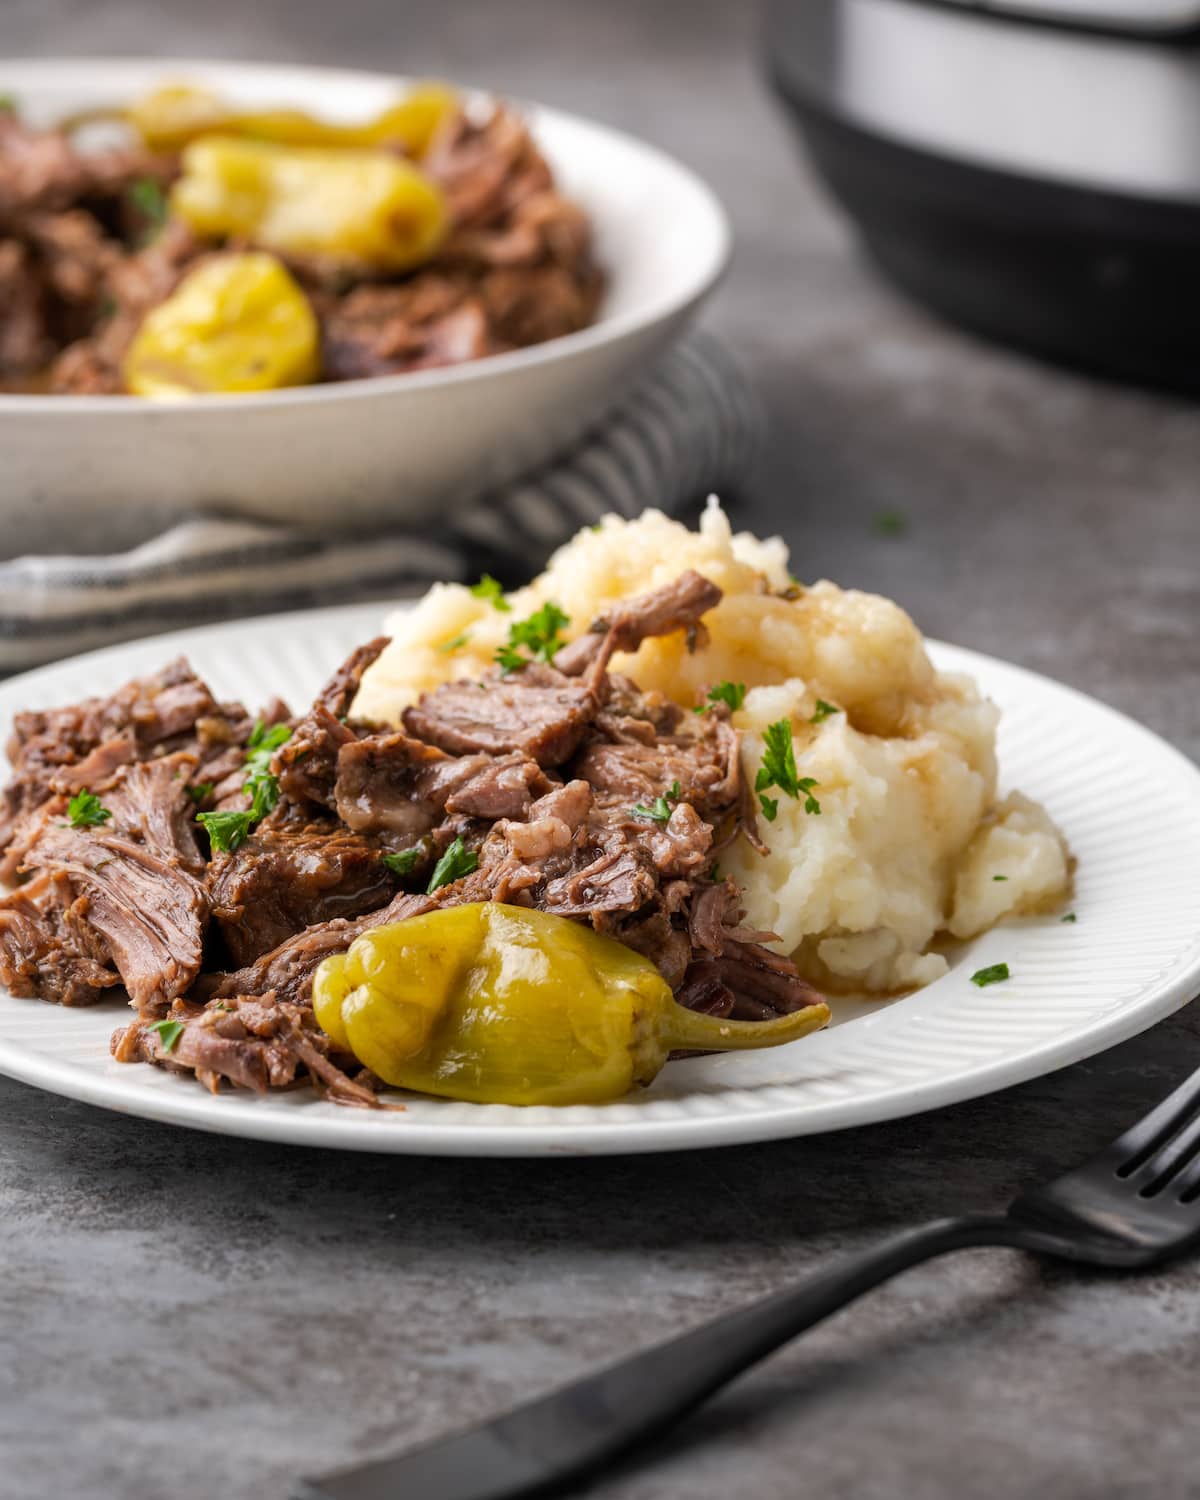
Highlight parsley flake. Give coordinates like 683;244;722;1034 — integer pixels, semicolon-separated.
810;699;840;725
469;574;511;612
1061;912;1077;924
494;601;570;674
992;874;1009;882
244;720;291;782
382;848;422;877
873;509;908;537
0;95;16;115
755;720;820;819
234;720;292;830
148;1018;185;1054
970;963;1010;988
695;680;746;714
195;808;256;854
129;176;168;229
67;789;112;829
427;837;479;893
632;780;681;824
437;631;472;655
186;781;215;804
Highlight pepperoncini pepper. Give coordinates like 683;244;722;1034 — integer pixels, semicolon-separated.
69;81;459;156
123;251;319;397
170;136;448;271
312;904;830;1106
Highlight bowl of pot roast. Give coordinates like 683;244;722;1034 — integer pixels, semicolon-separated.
0;57;729;553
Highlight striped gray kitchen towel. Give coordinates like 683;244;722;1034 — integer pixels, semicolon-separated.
0;333;762;674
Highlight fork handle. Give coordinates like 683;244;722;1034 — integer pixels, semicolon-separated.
301;1212;1023;1500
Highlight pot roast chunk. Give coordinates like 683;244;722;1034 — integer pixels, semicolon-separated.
319;279;494;380
677;945;827;1023
555;570;724;678
335;729;553;836
0;751;209;1013
207;890;438;1008
22;824;206;1015
574;729;738;825
402;664;597;766
0;870;121;1006
0;238;52;375
1;656;253;859
113;993;385;1108
207;817;399;966
276;637;390;810
0;111;172;218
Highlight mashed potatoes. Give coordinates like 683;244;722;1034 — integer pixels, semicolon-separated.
354;500;1070;993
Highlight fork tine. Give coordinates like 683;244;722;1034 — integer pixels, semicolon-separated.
1107;1064;1200;1174
1124;1108;1200;1197
1169;1149;1200;1206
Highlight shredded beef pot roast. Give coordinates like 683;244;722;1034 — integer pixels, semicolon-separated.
0;571;826;1106
0;100;603;393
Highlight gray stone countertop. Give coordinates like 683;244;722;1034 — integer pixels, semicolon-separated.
0;3;1198;1497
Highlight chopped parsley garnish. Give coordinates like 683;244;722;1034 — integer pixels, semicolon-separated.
243;720;291;818
992;874;1009;882
148;1018;185;1054
195;807;256;853
494;644;526;674
710;865;722;883
0;95;16;114
469;574;511;612
427;837;479;893
382;848;422;877
250;775;280;821
196;722;292;853
810;699;840;725
755;720;819;821
437;631;472;654
67;789;112;829
970;963;1010;988
494;601;570;674
186;781;215;804
632;780;681;824
1061;912;1077;924
129;176;169;228
244;720;291;784
695;681;746;714
873;509;908;537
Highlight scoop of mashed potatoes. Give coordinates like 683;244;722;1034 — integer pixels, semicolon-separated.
354;500;1070;992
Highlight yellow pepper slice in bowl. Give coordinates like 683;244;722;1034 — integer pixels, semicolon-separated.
313;904;830;1107
170;135;448;271
73;81;459;156
123;251;319;397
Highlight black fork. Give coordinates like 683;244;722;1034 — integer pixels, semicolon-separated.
296;1061;1200;1500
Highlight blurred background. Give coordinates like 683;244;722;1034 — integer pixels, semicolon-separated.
5;0;1198;750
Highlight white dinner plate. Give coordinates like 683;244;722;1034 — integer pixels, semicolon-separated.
0;603;1197;1155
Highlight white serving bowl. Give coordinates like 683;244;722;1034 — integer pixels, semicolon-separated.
0;58;729;555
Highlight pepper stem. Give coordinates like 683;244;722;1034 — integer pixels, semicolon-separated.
664;999;830;1053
